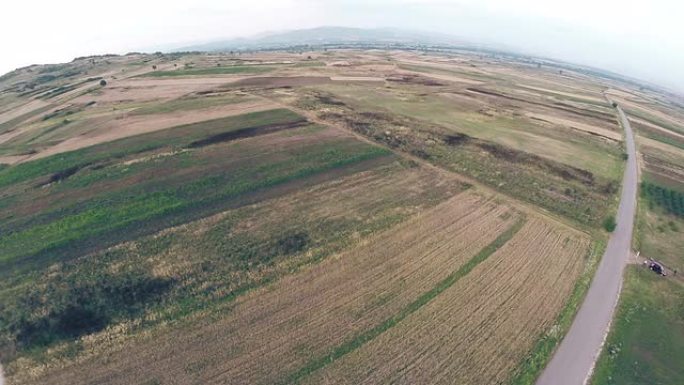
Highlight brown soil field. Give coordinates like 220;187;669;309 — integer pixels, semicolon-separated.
303;217;590;385
399;68;485;85
610;95;684;132
15;191;521;385
528;112;622;141
228;76;333;88
21;101;278;161
639;137;684;160
0;99;50;125
330;76;385;82
520;85;605;104
70;77;235;104
632;116;684;141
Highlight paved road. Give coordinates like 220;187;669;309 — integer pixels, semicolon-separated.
536;103;638;385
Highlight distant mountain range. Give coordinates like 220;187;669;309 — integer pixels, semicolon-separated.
175;26;471;52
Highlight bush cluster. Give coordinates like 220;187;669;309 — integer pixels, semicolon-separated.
641;182;684;218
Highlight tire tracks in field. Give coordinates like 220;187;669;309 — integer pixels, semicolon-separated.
281;217;527;385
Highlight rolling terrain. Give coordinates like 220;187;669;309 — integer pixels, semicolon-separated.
0;46;681;384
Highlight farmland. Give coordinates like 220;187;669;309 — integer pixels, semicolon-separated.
592;83;684;384
5;192;594;385
0;47;680;385
303;218;590;385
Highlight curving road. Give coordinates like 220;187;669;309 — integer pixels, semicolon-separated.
536;103;638;385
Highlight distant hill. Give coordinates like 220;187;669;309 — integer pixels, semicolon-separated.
175;26;468;52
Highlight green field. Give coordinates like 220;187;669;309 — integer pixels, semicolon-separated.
592;179;684;385
592;267;684;385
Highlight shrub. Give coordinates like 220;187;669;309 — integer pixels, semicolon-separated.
603;215;617;232
99;79;107;86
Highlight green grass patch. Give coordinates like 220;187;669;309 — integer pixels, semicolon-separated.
591;267;684;385
283;217;527;384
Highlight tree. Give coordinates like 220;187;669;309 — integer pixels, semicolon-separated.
152;65;157;70
99;79;107;87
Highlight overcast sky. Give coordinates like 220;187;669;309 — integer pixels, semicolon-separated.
2;0;683;91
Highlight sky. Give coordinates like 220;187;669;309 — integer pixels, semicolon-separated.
2;0;683;91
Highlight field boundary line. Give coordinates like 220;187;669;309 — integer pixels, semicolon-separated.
282;216;528;384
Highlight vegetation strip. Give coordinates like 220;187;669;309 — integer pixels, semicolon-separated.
283;217;527;384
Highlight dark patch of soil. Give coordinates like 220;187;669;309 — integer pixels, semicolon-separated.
388;74;444;86
444;133;472;146
187;120;308;148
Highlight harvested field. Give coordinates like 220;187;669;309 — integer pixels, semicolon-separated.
330;76;384;82
22;101;278;161
302;217;590;385
0;99;50;126
70;77;234;104
229;76;332;88
17;191;524;385
528;113;622;141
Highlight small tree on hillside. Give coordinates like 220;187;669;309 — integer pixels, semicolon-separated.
152;65;157;70
99;79;107;86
